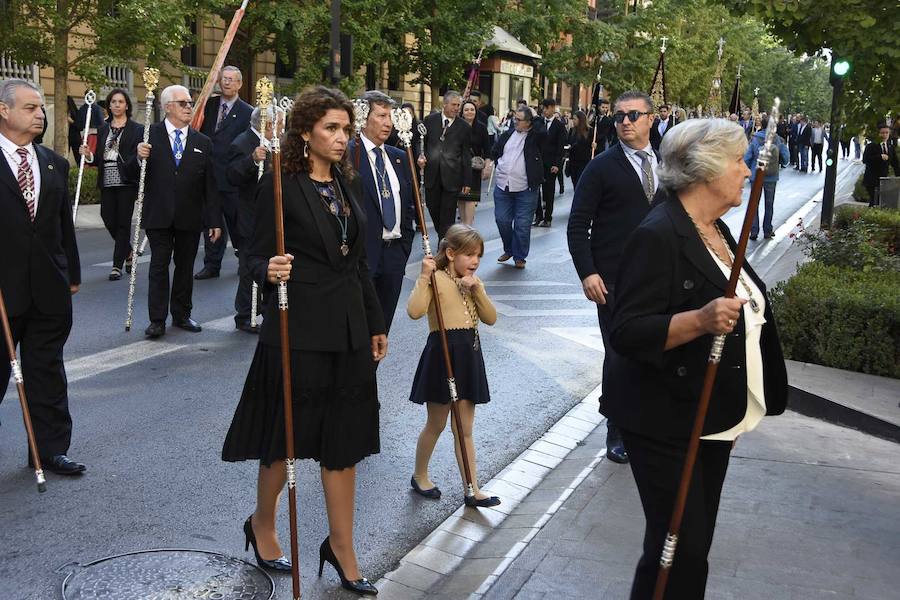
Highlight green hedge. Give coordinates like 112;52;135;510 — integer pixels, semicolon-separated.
67;165;100;205
771;262;900;378
832;204;899;253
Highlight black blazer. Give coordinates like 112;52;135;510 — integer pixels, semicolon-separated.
797;123;812;146
87;119;143;188
593;114;616;152
420;112;472;191
226;128;265;241
0;144;81;317
862;140;899;185
248;168;386;352
567;143;663;285
536;117;566;168
649;116;676;151
123;122;221;232
347;138;416;274
567;128;593;165
603;198;788;441
491;126;546;190
200;95;253;193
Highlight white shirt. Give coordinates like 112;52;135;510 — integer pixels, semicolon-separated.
0;132;42;213
494;129;529;193
701;248;767;441
164;119;190;155
658;118;668;136
620;141;659;194
361;133;402;240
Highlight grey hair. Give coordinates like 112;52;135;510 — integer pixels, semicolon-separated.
159;85;191;106
443;90;461;103
515;107;533;123
250;105;285;130
614;90;654;113
0;78;43;108
362;89;395;110
221;66;242;80
657;119;749;191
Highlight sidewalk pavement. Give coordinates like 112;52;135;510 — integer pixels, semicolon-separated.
74;203;104;230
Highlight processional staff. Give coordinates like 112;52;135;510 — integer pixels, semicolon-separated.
590;66;603;159
351;98;370;171
125;67;160;332
392;107;478;500
652;98;782;600
250;81;275;330
72;89;97;225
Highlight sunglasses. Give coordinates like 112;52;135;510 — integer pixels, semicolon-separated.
167;100;194;108
613;110;651;124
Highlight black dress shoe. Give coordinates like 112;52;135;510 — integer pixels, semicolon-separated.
173;318;202;332
410;476;441;499
236;322;259;334
193;267;220;280
606;445;629;464
145;322;166;338
37;455;86;475
243;516;292;572
749;234;758;241
464;494;501;508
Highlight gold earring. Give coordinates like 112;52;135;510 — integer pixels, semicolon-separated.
303;140;309;158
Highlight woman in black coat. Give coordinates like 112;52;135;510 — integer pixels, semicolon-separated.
458;99;490;225
566;110;593;187
604;119;788;600
79;88;143;280
222;86;385;595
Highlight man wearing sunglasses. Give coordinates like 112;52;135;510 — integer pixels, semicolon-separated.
127;85;222;339
567;90;665;465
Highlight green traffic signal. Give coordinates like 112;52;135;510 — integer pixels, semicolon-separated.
833;60;850;76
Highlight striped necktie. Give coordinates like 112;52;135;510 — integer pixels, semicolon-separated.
16;148;36;220
635;150;655;203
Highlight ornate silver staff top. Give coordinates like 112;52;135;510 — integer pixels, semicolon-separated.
756;98;781;172
352;98;369;135
392;107;414;148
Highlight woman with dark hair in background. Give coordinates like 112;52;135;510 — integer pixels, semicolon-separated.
566;110;592;188
222;86;385;596
458;99;490;225
79;88;143;280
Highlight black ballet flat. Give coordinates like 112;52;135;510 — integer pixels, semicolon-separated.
243;515;292;572
410;476;441;499
318;536;378;596
464;494;501;508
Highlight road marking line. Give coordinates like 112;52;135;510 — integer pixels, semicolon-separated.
492;301;596;317
490;293;586;301
66;340;188;384
543;326;605;352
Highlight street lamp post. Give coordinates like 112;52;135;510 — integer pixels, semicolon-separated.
821;57;850;229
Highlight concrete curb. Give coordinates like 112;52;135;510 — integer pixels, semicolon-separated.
788;386;899;443
74;203;105;230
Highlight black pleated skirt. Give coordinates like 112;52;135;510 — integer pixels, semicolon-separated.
409;329;490;405
222;342;380;470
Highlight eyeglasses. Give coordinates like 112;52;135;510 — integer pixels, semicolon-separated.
613;110;651;124
167;100;194;108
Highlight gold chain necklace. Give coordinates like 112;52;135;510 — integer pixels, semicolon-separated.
445;267;481;350
687;214;761;314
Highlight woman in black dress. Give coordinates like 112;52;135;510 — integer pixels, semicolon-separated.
458;99;490;225
566;110;592;188
222;86;386;596
79;88;142;280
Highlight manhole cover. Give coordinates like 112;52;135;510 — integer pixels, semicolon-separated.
59;549;275;600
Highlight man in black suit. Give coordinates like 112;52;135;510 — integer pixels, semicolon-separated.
348;90;415;333
649;103;676;151
0;79;85;475
417;90;472;240
862;123;900;207
592;98;616;155
126;85;222;338
567;90;665;465
788;114;800;166
533;98;566;227
195;66;252;280
226;104;284;332
796;115;812;172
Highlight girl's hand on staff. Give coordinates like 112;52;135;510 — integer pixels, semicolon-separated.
371;334;388;362
420;256;436;278
78;144;93;161
267;254;294;284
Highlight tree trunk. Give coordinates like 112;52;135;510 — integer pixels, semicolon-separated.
52;14;70;156
431;84;441;111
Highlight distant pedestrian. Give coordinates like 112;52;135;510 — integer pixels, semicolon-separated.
407;224;500;508
788;114;800;166
796;115;811;172
810;119;826;172
566;110;592;187
458;99;491;225
744;117;790;239
533;98;566;227
862;123;900;206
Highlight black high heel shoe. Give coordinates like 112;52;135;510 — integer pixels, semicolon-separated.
243;515;292;572
318;536;378;596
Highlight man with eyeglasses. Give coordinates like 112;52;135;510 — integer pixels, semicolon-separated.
195;66;252;280
567;90;666;465
126;85;222;339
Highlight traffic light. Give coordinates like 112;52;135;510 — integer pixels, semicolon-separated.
830;58;850;86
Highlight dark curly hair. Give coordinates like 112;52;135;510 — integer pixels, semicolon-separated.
282;85;355;179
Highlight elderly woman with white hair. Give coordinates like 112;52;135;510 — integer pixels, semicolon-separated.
603;118;788;599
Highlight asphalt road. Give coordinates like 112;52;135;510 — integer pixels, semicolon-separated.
0;160;859;599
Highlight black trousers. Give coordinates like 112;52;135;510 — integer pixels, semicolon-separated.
595;286;623;449
811;143;824;171
100;185;137;268
372;241;409;334
203;189;240;271
534;163;557;223
570;161;587;189
865;182;880;207
621;429;732;600
234;250;256;325
0;306;73;457
425;183;459;240
146;227;201;323
788;138;798;165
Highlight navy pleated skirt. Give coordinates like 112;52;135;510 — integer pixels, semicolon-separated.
409;329;490;405
222;342;379;470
